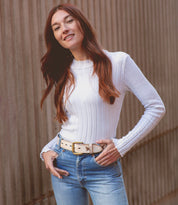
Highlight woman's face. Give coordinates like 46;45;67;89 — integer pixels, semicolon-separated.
51;10;84;52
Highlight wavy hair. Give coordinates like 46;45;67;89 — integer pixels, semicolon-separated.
40;3;120;123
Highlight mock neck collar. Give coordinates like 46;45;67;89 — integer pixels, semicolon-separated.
71;58;93;70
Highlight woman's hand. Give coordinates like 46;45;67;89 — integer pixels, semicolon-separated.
42;150;69;179
95;139;121;166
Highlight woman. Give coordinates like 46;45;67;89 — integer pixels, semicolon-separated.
40;3;165;205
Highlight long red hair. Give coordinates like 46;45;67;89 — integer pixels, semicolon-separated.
40;3;120;123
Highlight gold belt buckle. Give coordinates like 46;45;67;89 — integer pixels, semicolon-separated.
72;142;83;155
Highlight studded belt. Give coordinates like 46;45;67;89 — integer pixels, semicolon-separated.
57;137;104;155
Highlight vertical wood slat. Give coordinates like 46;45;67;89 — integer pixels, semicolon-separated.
0;1;8;203
12;1;26;204
0;0;177;204
2;0;18;204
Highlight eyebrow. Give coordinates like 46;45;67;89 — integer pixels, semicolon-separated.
51;14;71;27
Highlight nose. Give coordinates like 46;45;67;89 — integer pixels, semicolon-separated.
61;24;69;34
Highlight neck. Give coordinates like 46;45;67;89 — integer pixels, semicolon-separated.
70;48;89;61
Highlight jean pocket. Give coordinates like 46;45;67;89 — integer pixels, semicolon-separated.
92;154;112;168
92;154;121;171
53;146;63;161
53;148;63;167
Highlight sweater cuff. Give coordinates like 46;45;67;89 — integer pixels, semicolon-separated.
112;138;126;157
40;135;59;161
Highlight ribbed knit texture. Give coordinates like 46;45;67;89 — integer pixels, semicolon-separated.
40;50;165;160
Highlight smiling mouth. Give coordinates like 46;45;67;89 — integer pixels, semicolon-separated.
64;34;75;41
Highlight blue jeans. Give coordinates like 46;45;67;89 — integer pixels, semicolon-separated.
51;140;129;205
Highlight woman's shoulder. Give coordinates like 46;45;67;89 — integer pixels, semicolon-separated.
103;49;129;62
103;50;131;70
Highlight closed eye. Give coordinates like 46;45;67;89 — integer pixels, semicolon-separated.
67;19;74;23
54;26;60;31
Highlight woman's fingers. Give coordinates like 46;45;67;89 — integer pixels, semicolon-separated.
50;166;62;179
96;150;120;166
55;167;69;176
49;167;69;179
43;150;69;178
95;139;121;166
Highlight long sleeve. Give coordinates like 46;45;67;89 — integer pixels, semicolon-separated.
112;54;166;157
40;135;58;161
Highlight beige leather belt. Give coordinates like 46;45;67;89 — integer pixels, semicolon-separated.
57;138;104;155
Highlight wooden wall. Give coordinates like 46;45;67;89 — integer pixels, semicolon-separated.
0;0;177;204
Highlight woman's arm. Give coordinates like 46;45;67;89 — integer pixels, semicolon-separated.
96;54;165;165
112;54;166;157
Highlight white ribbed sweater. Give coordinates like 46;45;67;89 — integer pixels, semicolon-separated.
40;50;165;160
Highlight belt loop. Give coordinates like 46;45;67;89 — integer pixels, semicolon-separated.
57;133;62;149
